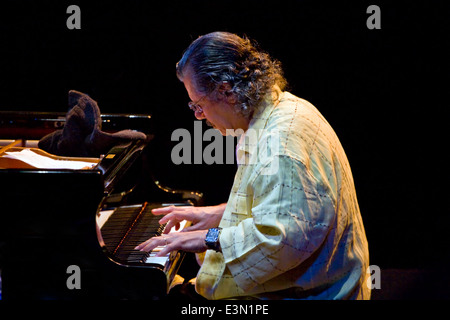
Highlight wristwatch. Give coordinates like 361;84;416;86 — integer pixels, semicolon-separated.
205;227;222;252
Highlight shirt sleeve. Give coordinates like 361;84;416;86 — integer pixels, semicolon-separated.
218;154;337;296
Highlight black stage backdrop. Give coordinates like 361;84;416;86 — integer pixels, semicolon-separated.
0;0;448;296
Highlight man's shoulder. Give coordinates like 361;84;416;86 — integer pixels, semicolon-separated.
267;92;324;134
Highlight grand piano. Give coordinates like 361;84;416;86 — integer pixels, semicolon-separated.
0;111;203;300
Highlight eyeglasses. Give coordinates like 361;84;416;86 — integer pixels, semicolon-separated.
188;95;206;113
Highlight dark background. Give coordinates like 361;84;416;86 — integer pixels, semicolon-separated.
1;0;448;293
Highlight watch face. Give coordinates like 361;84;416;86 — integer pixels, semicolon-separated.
207;228;220;241
206;228;221;251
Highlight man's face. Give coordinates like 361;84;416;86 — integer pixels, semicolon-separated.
182;68;244;136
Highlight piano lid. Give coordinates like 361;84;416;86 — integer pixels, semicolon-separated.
0;111;153;141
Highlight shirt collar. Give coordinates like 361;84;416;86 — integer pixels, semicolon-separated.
236;86;283;163
248;85;283;131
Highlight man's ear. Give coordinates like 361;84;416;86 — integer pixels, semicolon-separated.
217;81;237;104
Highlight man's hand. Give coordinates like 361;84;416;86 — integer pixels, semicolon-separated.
135;230;209;257
134;204;226;257
152;203;226;233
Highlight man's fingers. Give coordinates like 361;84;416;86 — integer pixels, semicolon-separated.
152;205;193;216
134;239;151;252
151;206;175;215
135;236;164;252
135;236;174;257
159;210;194;225
162;220;180;234
154;245;172;257
158;212;176;225
180;224;201;232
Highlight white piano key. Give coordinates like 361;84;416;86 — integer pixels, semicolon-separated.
145;256;169;266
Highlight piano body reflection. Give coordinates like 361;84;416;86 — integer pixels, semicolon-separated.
0;111;203;299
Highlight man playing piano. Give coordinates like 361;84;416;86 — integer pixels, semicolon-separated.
136;32;370;300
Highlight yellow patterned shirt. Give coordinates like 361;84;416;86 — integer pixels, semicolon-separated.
195;91;370;300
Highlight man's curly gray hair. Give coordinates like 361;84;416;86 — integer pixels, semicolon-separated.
176;32;287;119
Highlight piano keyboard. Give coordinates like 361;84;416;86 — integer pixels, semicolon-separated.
97;203;187;267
